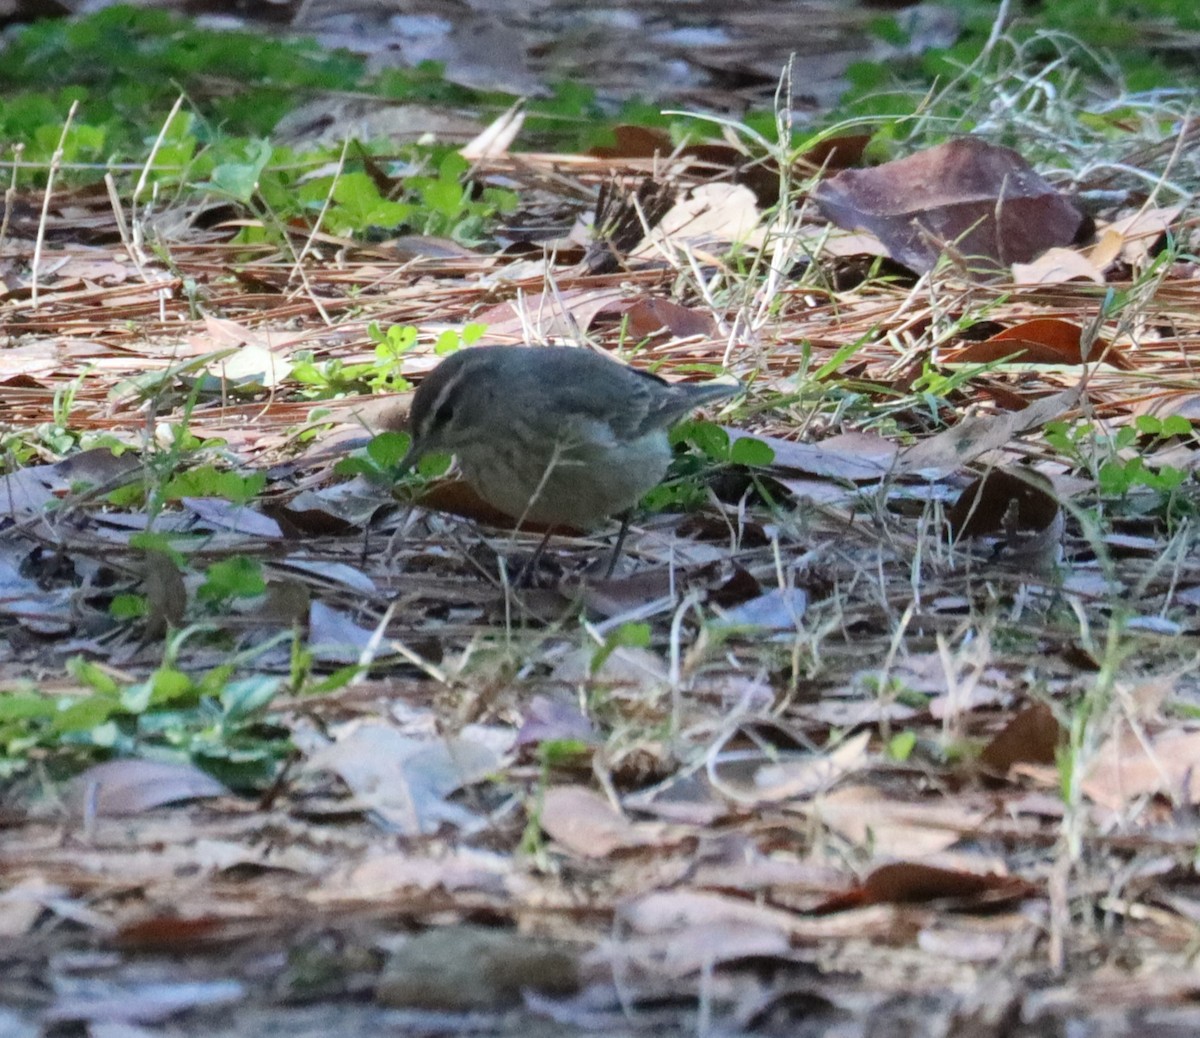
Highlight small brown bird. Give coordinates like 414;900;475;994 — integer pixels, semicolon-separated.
399;345;738;568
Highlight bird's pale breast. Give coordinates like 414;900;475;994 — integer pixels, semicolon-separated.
457;428;673;529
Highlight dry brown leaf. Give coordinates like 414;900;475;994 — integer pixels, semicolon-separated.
472;286;627;340
729;428;896;481
812;137;1087;274
623;296;717;340
621;890;916;943
329;851;511;899
552;644;668;686
459;100;525;160
636;182;761;254
979;703;1062;776
825;861;1034;910
540;785;678;858
303;721;503;833
1104;204;1186;263
1082;725;1200;813
943;318;1129;369
1012;246;1106;285
44;979;245;1025
716;586;809;631
895;385;1083;477
710;729;871;805
181;498;284;538
0;878;69;938
67;760;228;817
815;783;988;858
618;889;808;936
948;466;1061;539
599;920;793;977
916;921;1021;963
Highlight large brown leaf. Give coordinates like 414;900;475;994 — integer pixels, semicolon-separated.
812;137;1088;274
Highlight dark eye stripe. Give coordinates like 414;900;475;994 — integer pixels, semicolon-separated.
420;367;468;436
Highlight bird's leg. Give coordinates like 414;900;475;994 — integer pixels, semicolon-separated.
604;510;635;578
513;526;557;587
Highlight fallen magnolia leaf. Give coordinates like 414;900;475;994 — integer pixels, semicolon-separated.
948;466;1061;540
728;428;896;482
709;728;871;805
303;721;501;834
979;703;1062;776
942;318;1129;369
1012;246;1106;285
821;861;1035;911
540;785;678;858
812;137;1088;275
622;296;717;340
895;385;1082;478
68;759;229;818
1082;725;1200;813
815;783;989;859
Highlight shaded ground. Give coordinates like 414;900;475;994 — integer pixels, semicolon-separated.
68;0;924;110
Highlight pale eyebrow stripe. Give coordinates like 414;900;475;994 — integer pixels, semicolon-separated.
420;366;468;435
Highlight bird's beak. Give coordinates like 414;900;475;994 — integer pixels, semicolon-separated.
396;436;423;478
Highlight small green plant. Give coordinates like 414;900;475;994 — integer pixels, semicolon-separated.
161;465;266;504
198;556;267;606
335;430;450;486
1044;414;1193;509
291;323;484;399
292;151;518;242
430;322;488;355
0;635;291;787
886;729;918;762
642;420;774;512
590;621;652;675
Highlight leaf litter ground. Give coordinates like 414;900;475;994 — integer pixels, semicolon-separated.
2;77;1200;1038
